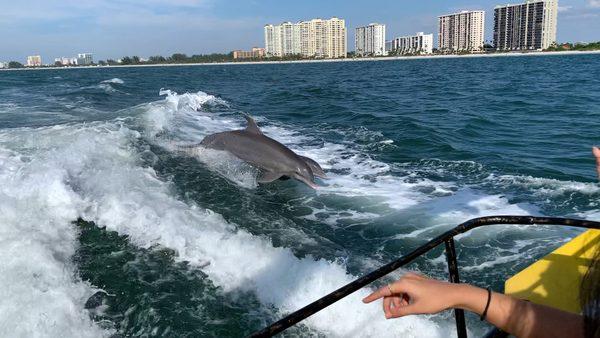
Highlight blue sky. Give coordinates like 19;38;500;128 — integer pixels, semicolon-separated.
1;0;599;62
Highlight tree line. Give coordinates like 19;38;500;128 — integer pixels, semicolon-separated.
546;41;600;52
99;53;312;65
99;53;235;65
3;42;600;69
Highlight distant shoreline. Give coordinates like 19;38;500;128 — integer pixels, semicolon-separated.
3;49;600;71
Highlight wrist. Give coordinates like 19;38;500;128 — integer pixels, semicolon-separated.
452;283;488;314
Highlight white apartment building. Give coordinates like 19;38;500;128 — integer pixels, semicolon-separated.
438;10;485;52
264;24;283;57
355;23;387;57
77;53;93;65
55;56;79;66
494;0;558;51
387;32;434;55
281;22;301;56
265;17;347;59
26;55;42;67
264;22;300;57
0;62;9;69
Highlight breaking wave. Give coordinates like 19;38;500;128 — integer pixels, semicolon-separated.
0;120;446;336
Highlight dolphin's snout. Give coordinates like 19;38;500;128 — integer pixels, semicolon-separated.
291;172;321;190
307;181;320;190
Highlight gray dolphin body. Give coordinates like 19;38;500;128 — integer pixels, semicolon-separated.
199;115;325;189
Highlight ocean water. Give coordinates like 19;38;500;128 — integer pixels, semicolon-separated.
0;54;599;337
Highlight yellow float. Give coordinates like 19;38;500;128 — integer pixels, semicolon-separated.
505;229;600;313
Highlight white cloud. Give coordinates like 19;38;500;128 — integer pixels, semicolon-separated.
0;0;212;24
558;5;572;12
590;0;600;8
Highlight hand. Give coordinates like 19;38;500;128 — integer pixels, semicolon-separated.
362;272;461;319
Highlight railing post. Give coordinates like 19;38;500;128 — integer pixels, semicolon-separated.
445;238;468;338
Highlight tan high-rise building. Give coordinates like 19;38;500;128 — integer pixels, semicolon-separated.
233;47;266;59
438;10;485;52
494;0;558;51
299;18;347;58
265;17;346;59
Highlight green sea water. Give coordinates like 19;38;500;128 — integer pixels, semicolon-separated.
0;54;599;337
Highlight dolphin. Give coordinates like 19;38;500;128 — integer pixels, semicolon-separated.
298;155;327;179
199;115;325;189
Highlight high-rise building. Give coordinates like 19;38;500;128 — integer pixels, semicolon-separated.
298;18;347;58
281;22;301;56
55;57;77;66
264;24;283;57
387;32;434;55
438;10;485;52
26;55;42;67
264;22;301;57
494;0;558;51
77;53;93;65
265;18;346;59
355;23;387;57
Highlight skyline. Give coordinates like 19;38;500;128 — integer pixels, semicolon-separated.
1;0;599;62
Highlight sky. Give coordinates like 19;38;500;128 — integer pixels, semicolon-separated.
1;0;599;62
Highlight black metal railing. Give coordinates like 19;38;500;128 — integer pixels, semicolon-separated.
251;216;600;337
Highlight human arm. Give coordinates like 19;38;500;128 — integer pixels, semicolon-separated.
593;146;600;179
362;273;584;338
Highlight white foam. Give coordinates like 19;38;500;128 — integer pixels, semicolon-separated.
396;188;535;239
487;174;600;197
182;146;259;188
302;204;381;227
97;83;117;93
0;136;110;337
428;189;534;224
101;78;124;84
580;210;600;220
145;90;454;217
142;89;221;138
255;125;454;212
0;121;447;337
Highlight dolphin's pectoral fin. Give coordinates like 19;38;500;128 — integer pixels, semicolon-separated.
243;114;263;135
258;171;283;183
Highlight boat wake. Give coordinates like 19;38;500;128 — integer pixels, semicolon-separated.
1;88;598;337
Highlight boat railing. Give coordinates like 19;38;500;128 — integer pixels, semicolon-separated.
250;215;600;337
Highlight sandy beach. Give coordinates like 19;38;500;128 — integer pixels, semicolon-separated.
2;49;600;71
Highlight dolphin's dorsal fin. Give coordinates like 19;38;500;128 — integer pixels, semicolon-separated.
243;114;262;135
